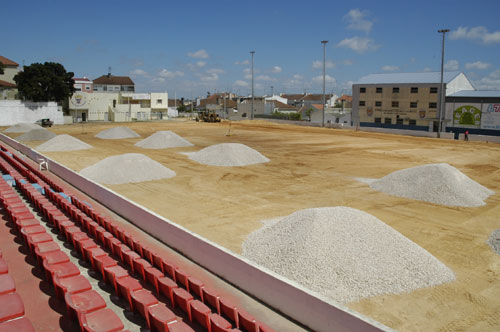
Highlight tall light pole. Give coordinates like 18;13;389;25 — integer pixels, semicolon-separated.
250;51;255;120
437;29;449;138
321;40;328;127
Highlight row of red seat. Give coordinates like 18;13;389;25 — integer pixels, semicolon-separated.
1;144;275;332
0;177;38;331
0;161;129;332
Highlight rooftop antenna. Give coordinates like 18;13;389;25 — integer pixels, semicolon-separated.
108;66;112;77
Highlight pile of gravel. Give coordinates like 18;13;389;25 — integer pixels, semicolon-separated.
36;134;92;152
135;131;193;149
243;207;455;304
4;123;42;133
487;229;500;255
79;153;175;184
369;163;494;207
185;143;269;166
95;126;140;139
15;128;56;141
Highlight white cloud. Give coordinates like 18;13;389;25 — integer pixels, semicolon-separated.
465;61;491;70
444;59;459;71
256;75;275;81
187;49;209;59
423;67;433;72
235;60;250;65
200;73;218;81
337;37;379;53
158;69;184;78
343;9;373;33
472;70;500;90
343;59;353;66
381;65;399;72
450;26;500;44
196;61;206;67
293;74;303;80
152;77;165;83
130;69;148;76
207;68;225;74
271;66;282;73
312;74;336;84
234;80;248;87
312;60;335;69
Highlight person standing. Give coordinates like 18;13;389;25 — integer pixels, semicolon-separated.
465;130;469;141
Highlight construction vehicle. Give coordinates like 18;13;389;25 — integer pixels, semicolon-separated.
36;118;54;127
196;111;221;123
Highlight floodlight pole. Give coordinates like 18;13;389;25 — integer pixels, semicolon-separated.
437;29;449;138
250;51;255;120
321;40;328;127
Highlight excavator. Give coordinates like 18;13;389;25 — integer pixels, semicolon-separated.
196;111;221;123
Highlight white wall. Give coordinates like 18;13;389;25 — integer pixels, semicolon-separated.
0;132;390;332
0;100;63;125
447;73;475;95
151;92;168;109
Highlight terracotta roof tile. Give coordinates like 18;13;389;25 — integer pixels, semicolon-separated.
0;79;16;88
93;75;134;85
0;56;18;67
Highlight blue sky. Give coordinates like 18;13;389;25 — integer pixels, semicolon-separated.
3;0;500;98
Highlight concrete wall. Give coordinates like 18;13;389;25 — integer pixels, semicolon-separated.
0;132;390;332
151;93;168;109
468;134;500;143
0;100;63;125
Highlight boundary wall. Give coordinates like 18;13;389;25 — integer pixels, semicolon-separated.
0;132;391;332
0;100;62;126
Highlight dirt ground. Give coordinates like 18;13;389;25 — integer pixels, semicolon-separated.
5;120;500;332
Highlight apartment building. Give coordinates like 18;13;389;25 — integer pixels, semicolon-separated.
93;74;134;93
352;72;474;131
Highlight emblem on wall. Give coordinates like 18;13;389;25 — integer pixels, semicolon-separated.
70;93;87;107
453;105;481;127
367;108;373;117
419;110;426;119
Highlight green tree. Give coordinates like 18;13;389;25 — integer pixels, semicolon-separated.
14;62;75;102
177;104;187;113
305;107;314;120
0;61;4;75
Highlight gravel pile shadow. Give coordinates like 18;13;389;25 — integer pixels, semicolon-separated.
135;131;193;149
79;153;175;184
95;126;140;139
487;229;500;255
243;207;455;304
36;134;93;152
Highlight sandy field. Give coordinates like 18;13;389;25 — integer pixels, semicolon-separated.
5;120;500;332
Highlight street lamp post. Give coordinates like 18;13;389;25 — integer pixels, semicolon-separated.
321;40;328;127
250;51;255;120
437;29;449;138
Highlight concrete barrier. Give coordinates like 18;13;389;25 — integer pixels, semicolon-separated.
0;133;390;332
468;134;500;143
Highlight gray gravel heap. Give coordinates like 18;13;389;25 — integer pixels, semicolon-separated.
243;207;455;304
36;134;92;151
4;122;42;133
95;126;140;139
370;163;494;207
186;143;269;166
487;229;500;255
79;153;175;184
135;131;193;149
15;128;56;141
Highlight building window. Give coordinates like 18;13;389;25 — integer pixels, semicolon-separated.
393;87;399;93
85;86;90;90
392;101;399;108
360;87;366;93
410;102;417;108
411;87;418;93
374;117;381;123
409;119;417;125
75;88;81;91
375;101;382;107
396;118;404;125
359;100;365;106
376;87;383;93
157;99;162;104
429;102;437;108
430;87;438;93
384;118;392;124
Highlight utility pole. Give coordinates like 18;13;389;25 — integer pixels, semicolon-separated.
321;40;328;127
250;51;255;120
437;29;449;138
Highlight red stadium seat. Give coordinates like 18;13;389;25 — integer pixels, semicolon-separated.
190;300;211;330
0;275;15;295
237;309;258;332
209;313;232;332
104;265;129;295
144;267;164;294
0;293;24;323
147;303;177;331
65;290;106;319
172;287;193;316
53;274;92;299
219;297;238;326
158;276;178;307
117;277;143;310
80;308;124;332
0;316;35;332
130;289;158;323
